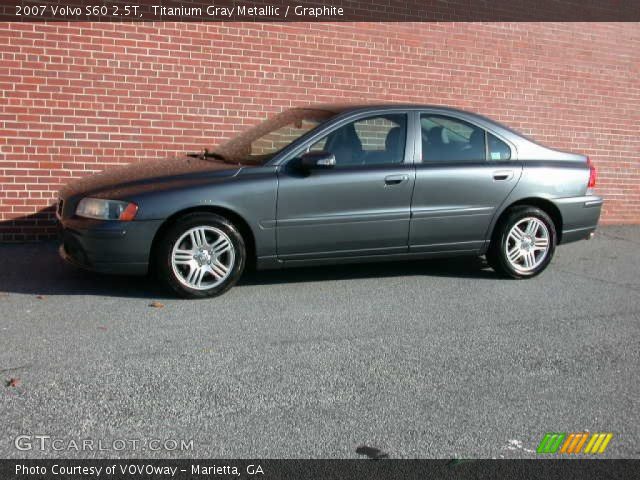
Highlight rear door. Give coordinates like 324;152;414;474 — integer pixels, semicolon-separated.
409;112;522;252
276;111;415;260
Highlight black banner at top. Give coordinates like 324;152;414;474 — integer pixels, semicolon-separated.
2;0;640;22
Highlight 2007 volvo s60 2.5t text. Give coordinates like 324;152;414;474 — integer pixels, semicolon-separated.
57;105;602;298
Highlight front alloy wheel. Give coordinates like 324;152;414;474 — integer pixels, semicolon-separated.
157;213;246;298
171;226;235;290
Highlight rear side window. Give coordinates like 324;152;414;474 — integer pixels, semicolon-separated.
488;132;511;161
421;114;486;162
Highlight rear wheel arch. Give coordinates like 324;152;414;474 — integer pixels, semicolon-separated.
491;197;563;245
150;206;256;271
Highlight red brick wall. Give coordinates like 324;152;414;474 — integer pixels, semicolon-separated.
1;22;639;241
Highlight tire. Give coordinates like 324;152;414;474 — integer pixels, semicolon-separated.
156;213;246;298
487;206;557;279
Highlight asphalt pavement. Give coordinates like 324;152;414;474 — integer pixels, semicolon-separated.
0;226;638;459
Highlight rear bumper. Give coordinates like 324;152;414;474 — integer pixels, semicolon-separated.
555;195;603;244
58;217;163;275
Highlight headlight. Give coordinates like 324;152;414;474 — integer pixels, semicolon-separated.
75;198;138;221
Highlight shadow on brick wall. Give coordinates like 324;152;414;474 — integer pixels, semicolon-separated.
0;206;58;242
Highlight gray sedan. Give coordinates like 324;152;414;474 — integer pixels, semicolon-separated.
57;105;602;298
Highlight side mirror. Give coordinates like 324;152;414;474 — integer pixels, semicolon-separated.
300;151;336;170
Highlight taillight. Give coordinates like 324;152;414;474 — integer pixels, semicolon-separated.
587;157;597;189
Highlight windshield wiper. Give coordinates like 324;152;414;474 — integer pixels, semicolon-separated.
188;149;228;162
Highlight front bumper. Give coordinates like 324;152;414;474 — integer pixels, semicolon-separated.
58;217;163;275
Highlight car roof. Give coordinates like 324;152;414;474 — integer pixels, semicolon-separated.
301;103;475;115
302;103;527;139
303;103;514;128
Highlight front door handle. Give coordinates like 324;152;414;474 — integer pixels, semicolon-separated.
385;174;409;186
493;170;514;181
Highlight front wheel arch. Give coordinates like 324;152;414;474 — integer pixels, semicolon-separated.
149;206;256;274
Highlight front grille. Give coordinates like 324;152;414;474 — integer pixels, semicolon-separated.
56;199;64;219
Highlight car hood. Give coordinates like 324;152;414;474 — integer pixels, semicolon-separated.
60;156;242;200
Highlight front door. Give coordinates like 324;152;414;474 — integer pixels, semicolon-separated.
276;113;415;260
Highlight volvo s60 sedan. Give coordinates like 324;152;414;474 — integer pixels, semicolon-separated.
57;105;602;298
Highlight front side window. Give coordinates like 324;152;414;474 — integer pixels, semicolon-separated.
420;114;486;162
309;114;407;167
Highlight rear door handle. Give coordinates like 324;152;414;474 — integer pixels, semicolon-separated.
493;170;514;181
385;174;409;186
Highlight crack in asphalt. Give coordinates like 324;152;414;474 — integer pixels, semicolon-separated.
597;230;640;246
555;267;640;293
0;364;31;374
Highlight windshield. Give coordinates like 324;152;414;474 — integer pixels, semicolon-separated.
209;108;336;164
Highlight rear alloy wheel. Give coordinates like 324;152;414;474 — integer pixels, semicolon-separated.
157;213;245;298
487;206;556;279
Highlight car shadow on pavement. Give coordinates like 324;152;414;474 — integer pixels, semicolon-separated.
0;241;496;299
0;242;169;299
239;256;496;286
